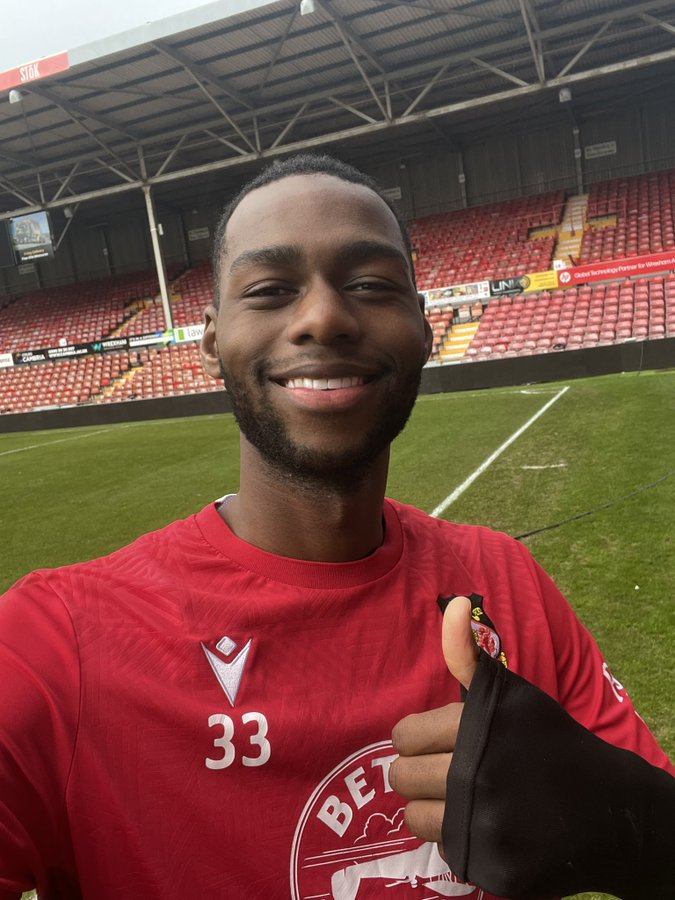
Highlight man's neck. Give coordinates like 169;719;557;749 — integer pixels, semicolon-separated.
220;443;390;562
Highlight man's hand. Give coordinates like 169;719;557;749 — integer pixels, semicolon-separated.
389;597;675;900
389;596;477;843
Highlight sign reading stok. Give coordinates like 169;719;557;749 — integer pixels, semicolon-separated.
0;52;70;91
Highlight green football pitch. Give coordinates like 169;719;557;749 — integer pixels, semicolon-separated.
3;368;673;900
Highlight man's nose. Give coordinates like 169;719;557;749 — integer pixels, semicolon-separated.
286;281;361;345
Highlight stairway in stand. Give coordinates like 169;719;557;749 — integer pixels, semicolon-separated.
554;194;588;266
438;321;480;363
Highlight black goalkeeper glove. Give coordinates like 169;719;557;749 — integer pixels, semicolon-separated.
442;650;675;900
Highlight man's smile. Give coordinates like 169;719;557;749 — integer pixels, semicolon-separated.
283;376;366;390
270;375;376;411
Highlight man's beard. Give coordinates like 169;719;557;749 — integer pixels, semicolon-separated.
220;361;422;493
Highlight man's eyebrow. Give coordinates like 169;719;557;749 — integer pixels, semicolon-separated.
336;240;409;270
228;245;303;272
227;240;409;273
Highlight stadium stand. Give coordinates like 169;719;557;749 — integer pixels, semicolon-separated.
0;352;133;414
581;171;675;263
0;270;167;353
171;261;215;327
463;275;674;362
2;176;675;414
411;191;564;290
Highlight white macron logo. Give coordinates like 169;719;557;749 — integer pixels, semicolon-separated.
202;635;252;706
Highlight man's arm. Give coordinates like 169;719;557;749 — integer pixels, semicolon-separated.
390;597;675;900
0;574;80;898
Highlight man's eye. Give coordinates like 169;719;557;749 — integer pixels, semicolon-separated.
349;280;393;293
243;284;295;303
246;285;289;296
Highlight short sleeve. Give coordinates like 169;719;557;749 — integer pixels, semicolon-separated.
524;550;673;773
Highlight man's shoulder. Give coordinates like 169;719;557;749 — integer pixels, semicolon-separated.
387;497;522;552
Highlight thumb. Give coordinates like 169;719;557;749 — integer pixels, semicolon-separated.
442;596;479;690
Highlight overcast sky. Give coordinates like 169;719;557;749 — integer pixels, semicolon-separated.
2;0;214;71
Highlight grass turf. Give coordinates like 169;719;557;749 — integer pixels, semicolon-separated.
3;368;673;900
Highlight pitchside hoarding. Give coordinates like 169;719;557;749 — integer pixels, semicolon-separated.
11;332;173;366
557;250;675;286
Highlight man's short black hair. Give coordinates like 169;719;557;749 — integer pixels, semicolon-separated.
212;153;415;304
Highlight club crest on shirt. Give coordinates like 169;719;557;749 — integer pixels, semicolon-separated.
438;592;508;668
291;741;482;899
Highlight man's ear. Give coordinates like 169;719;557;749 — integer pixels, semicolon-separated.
201;305;222;380
418;292;433;362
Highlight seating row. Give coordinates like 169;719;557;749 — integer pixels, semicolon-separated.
0;344;221;415
581;170;675;262
459;276;675;361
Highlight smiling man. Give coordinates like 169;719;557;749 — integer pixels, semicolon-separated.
0;154;672;900
201;159;430;559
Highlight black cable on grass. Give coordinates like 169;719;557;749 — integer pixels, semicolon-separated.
514;468;675;541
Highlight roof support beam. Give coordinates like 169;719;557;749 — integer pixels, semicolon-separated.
383;0;507;26
0;147;41;169
328;96;378;125
527;0;669;42
52;162;81;202
320;2;387;75
384;81;392;120
402;62;452;117
4;2;672;192
191;79;256;153
270;103;309;150
258;7;298;92
470;57;529;87
94;156;137;184
331;19;388;121
640;12;675;37
29;91;138;180
519;0;546;82
557;20;614;78
5;44;675;220
203;129;250;157
152;40;253;111
28;85;139;142
0;177;37;207
155;134;190;177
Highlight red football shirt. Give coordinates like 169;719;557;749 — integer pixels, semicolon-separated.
0;499;671;899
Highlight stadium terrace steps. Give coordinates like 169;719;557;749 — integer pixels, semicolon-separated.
553;195;588;266
439;322;480;362
98;367;139;401
170;260;214;327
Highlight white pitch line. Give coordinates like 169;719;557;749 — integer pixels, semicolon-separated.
0;428;110;457
430;385;570;518
521;463;567;470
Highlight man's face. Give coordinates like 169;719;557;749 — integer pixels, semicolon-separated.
202;174;432;487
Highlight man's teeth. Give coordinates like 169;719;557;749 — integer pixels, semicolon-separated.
285;376;364;390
